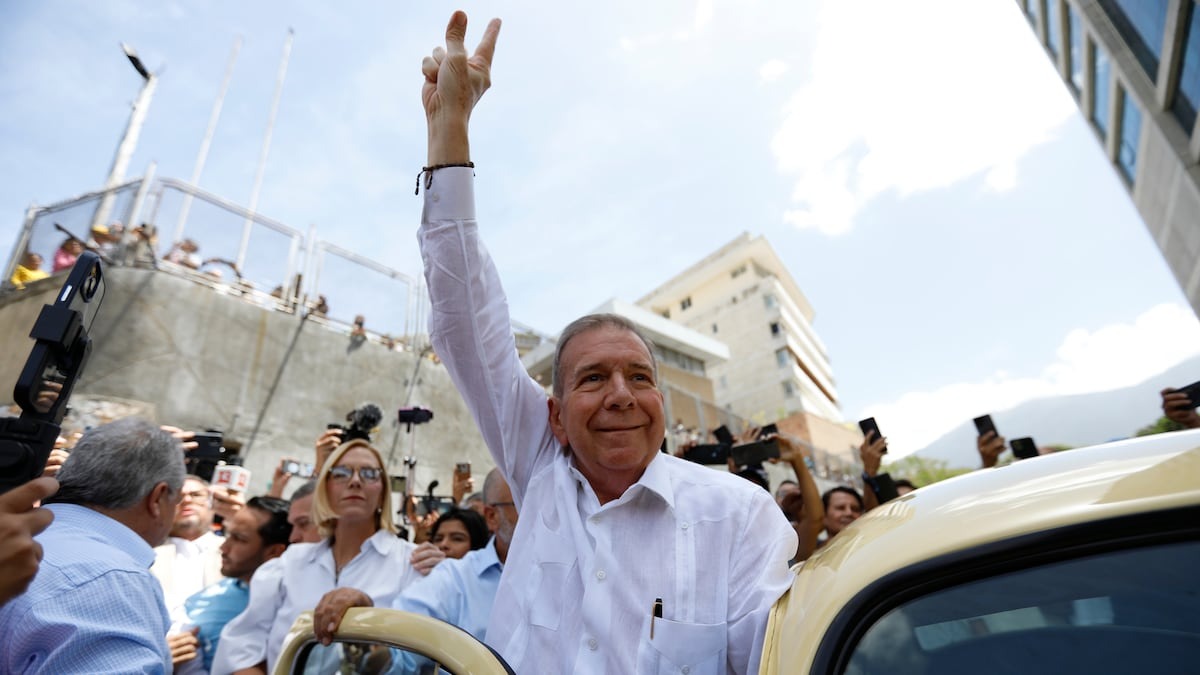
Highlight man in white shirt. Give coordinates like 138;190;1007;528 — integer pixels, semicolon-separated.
152;475;223;615
410;13;797;674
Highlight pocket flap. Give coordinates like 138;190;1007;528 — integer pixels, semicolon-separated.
648;617;727;667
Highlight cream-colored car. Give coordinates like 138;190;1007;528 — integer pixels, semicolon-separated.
276;430;1200;674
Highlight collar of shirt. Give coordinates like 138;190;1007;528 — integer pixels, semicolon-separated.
468;537;504;577
300;528;400;568
566;450;676;513
45;503;155;569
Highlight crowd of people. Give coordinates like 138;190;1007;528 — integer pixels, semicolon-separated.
0;11;1197;675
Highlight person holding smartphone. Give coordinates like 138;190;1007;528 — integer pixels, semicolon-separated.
1160;386;1200;429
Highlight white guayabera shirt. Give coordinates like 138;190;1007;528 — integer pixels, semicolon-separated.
419;169;797;675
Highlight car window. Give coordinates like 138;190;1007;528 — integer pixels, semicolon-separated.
293;641;451;674
844;540;1200;674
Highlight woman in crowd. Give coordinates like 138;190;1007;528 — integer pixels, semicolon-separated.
222;439;425;674
51;237;83;273
428;507;488;560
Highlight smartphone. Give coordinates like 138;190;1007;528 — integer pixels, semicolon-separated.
1011;437;1039;460
973;415;997;437
730;438;780;466
455;462;471;476
758;423;779;439
191;431;224;460
283;460;314;478
1176;380;1200;408
858;417;888;454
712;425;735;446
683;444;730;465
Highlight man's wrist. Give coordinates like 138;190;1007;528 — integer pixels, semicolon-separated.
427;119;471;165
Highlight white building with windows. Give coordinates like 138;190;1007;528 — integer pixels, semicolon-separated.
1020;0;1200;315
635;233;841;424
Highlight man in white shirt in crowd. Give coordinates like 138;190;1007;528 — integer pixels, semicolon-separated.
406;12;796;674
152;475;224;615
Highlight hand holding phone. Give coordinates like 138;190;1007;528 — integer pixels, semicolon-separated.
1010;437;1039;460
973;415;996;437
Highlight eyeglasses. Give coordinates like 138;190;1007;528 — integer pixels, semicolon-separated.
328;465;383;483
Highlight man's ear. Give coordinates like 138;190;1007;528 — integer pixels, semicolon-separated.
263;542;287;561
146;481;172;519
483;504;499;533
547;397;569;447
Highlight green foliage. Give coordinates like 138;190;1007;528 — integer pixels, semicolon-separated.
884;455;972;487
1135;416;1186;437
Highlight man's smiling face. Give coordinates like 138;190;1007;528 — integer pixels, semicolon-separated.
549;325;665;500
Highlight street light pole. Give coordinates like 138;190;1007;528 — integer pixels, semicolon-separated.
91;43;158;234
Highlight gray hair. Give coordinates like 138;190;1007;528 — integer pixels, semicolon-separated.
49;418;185;509
552;313;658;399
481;468;505;504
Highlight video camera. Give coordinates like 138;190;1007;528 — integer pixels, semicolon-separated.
397;406;433;432
329;403;383;443
0;252;105;494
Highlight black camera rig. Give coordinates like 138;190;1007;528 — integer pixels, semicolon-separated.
0;252;105;493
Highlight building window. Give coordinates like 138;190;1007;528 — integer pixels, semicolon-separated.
730;264;747;279
1172;0;1200;132
776;348;789;368
783;381;796;398
711;323;718;334
1117;87;1142;183
1027;0;1041;29
1091;41;1112;137
1046;0;1062;56
1098;0;1169;81
1067;3;1085;94
661;310;670;319
680;297;692;311
719;375;727;389
763;294;777;309
770;321;782;336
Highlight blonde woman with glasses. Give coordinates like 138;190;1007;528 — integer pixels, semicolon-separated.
217;439;440;674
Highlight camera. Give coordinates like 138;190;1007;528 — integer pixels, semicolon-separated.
1;252;104;493
329;403;383;443
185;430;241;483
398;407;433;425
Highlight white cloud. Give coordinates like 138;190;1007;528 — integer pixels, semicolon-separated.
759;59;789;84
771;0;1075;235
860;304;1200;458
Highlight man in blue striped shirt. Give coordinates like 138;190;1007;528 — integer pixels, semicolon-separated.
0;418;185;674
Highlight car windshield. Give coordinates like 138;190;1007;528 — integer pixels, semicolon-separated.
845;540;1200;674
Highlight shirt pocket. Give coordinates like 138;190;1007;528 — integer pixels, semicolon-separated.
637;614;728;675
528;518;576;631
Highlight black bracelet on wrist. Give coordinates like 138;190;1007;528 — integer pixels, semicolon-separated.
415;162;475;195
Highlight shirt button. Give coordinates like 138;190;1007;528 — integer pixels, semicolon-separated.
431;192;440;203
588;638;598;651
681;522;689;530
682;667;690;674
596;570;606;581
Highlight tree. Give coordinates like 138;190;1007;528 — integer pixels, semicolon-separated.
885;455;972;487
1135;416;1186;437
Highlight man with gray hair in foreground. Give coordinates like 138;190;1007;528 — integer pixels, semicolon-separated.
0;418;186;674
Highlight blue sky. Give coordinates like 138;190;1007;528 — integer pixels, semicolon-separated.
2;0;1196;458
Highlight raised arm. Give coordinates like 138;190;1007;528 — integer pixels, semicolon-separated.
775;435;823;562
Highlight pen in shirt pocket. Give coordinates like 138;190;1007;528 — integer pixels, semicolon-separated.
651;597;663;639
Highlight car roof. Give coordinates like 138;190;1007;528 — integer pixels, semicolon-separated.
762;429;1200;673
